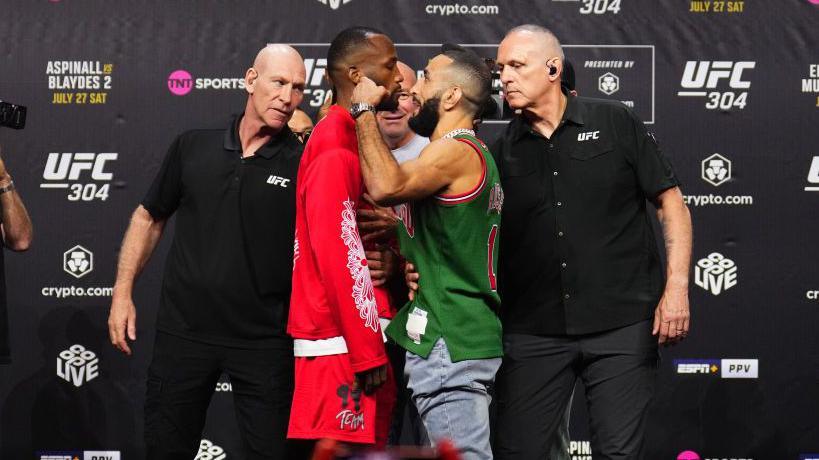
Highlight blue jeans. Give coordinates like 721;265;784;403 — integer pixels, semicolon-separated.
405;338;501;460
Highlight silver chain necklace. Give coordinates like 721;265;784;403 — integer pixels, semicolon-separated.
442;128;476;139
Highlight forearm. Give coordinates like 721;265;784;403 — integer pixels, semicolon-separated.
657;196;693;290
355;112;406;204
113;206;165;296
0;175;33;251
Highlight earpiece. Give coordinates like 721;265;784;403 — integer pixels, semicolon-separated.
548;65;557;76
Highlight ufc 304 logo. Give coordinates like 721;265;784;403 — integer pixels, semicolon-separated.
41;152;117;201
678;61;755;110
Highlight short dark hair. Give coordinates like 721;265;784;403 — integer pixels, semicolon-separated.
440;43;493;116
327;26;385;77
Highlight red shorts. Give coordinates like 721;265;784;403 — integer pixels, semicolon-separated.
287;354;395;447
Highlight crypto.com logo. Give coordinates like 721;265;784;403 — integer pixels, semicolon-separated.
64;245;93;279
702;153;732;186
168;70;193;96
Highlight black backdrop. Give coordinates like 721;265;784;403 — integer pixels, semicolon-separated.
1;1;818;459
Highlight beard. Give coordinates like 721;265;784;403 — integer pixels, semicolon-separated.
364;71;400;112
408;96;441;138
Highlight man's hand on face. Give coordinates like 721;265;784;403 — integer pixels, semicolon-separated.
352;76;390;106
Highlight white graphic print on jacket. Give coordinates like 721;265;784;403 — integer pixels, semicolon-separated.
341;199;379;332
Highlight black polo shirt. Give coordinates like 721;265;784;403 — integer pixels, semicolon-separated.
142;114;302;348
491;95;680;336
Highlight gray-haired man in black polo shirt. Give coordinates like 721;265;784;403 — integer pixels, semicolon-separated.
490;25;694;459
107;44;307;459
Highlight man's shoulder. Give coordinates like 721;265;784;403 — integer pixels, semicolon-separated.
302;140;357;171
174;128;225;147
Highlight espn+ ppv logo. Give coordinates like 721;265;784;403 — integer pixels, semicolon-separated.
675;358;758;378
678;61;755;110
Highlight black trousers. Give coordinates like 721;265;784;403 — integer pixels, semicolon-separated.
492;319;658;460
144;332;300;460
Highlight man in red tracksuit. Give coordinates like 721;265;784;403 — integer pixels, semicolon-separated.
287;26;403;448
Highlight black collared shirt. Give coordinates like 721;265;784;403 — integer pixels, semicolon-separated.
491;95;679;335
142;115;302;348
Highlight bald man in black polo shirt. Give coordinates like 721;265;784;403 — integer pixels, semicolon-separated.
107;44;306;460
489;25;693;459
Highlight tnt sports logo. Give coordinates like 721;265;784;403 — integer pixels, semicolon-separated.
598;72;620;95
806;156;819;191
167;69;245;96
57;344;99;387
702;154;732;186
678;61;755;110
64;245;93;279
695;253;737;296
167;70;193;96
195;439;226;460
316;0;352;8
41;152;117;201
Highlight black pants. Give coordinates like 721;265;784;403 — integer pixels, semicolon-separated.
493;319;658;460
144;332;299;460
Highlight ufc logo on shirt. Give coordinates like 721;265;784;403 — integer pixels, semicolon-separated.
577;131;600;141
266;175;290;187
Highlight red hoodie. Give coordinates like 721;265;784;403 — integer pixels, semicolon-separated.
288;105;390;373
